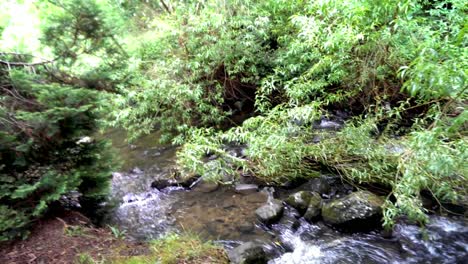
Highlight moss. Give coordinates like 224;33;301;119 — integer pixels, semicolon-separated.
322;191;384;225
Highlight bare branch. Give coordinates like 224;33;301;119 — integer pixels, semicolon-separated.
159;0;172;14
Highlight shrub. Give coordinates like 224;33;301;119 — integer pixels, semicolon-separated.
0;69;115;240
175;0;467;227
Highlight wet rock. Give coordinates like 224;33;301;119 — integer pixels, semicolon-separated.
278;207;301;228
193;179;219;193
322;191;384;225
238;223;255;233
151;178;177;190
235;184;259;195
314;119;343;130
381;228;393;238
177;174;200;188
306;177;331;195
281;177;309;189
285;191;313;215
255;199;284;224
59;190;82;209
440;202;466;216
131;167;143;174
228;242;267;264
304;192;322;222
312;135;322;143
420;190;438;211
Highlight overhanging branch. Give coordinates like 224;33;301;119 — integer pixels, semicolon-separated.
0;52;55;67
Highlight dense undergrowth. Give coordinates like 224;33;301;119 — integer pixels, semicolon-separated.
0;0;466;240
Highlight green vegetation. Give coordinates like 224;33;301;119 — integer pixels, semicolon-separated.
148;233;228;264
173;0;467;227
0;1;117;240
108;224;127;239
76;233;228;264
1;0;466;242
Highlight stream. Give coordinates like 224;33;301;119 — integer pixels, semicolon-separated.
103;129;468;263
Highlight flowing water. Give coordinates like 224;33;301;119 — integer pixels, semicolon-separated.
103;130;468;263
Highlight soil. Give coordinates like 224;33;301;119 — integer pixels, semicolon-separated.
0;210;149;264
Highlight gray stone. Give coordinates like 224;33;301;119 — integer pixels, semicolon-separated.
228;242;267;264
285;191;312;214
235;184;259;194
317;119;342;130
322;191;384;225
238;223;255;233
131;167;143;174
304;192;322;222
193;179;219;193
307;177;331;195
255;199;284;224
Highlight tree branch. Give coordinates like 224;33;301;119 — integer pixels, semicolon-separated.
159;0;172;14
0;52;55;67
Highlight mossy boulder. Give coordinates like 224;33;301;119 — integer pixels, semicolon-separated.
322;191;384;225
285;191;313;214
304;192;322;222
255;199;284;224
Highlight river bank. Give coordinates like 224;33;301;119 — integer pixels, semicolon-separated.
101;129;468;263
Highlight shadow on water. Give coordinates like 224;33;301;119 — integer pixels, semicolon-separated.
103;129;468;263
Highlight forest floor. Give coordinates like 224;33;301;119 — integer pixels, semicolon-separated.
0;210;149;264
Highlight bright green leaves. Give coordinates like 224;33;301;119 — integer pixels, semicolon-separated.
40;0;127;71
178;103;324;183
402;45;467;100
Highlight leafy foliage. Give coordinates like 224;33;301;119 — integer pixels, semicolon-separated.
0;68;115;240
172;0;467;227
1;0;466;236
40;0;127;67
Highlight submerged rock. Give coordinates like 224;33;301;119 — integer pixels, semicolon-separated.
255;199;284;224
285;191;313;215
228;242;267;264
304;192;322;222
237;223;255;233
235;184;259;195
322;191;384;225
192;179;219;193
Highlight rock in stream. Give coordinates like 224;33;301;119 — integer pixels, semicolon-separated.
322;191;384;226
